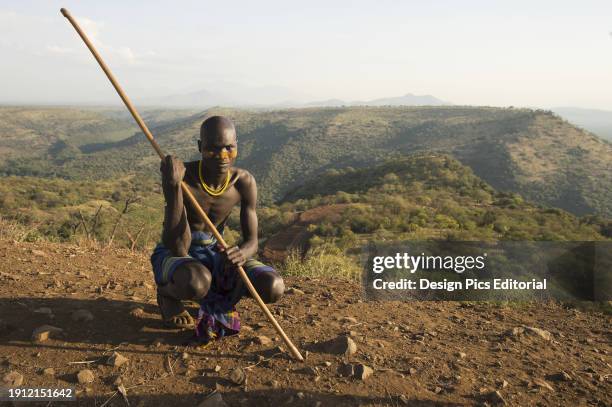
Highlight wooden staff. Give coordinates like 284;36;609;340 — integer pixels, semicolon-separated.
60;8;304;362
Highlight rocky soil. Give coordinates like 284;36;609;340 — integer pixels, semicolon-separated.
0;239;610;406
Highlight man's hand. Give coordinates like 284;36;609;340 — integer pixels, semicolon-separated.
218;245;247;268
160;155;185;187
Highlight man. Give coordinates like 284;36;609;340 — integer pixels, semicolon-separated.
150;115;284;343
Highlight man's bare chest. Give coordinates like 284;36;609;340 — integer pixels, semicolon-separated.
182;173;241;227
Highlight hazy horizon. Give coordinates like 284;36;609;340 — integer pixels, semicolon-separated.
2;1;612;110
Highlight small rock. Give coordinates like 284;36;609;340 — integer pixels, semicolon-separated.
106;352;129;367
269;380;280;389
456;352;467;359
71;309;94;322
408;368;417;375
181;352;190;360
130;307;145;317
3;371;24;386
497;379;509;388
523;326;552;341
198;391;228;407
77;369;95;384
338;363;355;377
214;365;222;372
340;316;358;324
533;378;554;391
255;335;272;345
548;371;573;382
32;325;63;342
325;336;357;356
296;392;305;399
42;368;55;376
323;361;332;367
229;368;246;385
286;287;305;295
298;366;318;376
434;386;443;394
337;363;354;377
31;249;46;257
354;364;373;380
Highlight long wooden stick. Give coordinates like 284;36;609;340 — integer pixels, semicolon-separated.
60;8;304;362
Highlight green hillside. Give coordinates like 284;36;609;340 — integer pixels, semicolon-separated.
0;107;138;160
1;154;607;255
270;154;609;245
0;106;202;163
1;106;610;218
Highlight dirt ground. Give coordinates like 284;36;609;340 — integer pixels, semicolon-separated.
0;239;610;406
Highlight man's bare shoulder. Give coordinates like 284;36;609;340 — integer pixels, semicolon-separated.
233;167;256;188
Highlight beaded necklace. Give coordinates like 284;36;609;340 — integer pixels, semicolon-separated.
198;160;230;196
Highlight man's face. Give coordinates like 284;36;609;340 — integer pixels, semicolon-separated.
198;127;238;173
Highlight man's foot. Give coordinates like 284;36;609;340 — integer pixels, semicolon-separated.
157;290;195;329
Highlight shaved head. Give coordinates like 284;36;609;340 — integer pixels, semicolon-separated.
200;116;236;144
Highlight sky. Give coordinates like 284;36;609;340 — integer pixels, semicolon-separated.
1;0;612;109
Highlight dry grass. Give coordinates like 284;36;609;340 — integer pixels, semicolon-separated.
278;246;362;281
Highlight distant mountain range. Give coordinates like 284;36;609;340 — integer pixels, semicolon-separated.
141;86;450;108
304;94;450;107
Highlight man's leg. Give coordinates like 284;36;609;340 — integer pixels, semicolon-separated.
252;271;285;303
156;259;212;327
241;259;285;304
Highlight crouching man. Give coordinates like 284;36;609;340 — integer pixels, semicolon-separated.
150;115;284;343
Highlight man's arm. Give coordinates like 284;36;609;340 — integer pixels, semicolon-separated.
224;171;258;267
160;155;191;257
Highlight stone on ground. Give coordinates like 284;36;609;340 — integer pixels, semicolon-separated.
325;335;357;356
77;369;95;384
254;335;272;345
32;325;63;342
42;367;55;376
106;352;129;367
354;364;373;380
3;371;24;386
229;368;246;385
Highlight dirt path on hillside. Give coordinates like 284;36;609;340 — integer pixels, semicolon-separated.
0;239;610;406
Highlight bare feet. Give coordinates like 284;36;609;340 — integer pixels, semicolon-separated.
156;290;195;329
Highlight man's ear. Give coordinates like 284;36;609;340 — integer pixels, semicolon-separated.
197;140;202;152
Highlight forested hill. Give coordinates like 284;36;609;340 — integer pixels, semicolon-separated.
1;106;610;217
269;154;609;247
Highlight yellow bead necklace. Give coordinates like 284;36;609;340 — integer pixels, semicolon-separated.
198;160;230;196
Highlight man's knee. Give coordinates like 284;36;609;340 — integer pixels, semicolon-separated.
174;262;211;299
255;272;285;304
